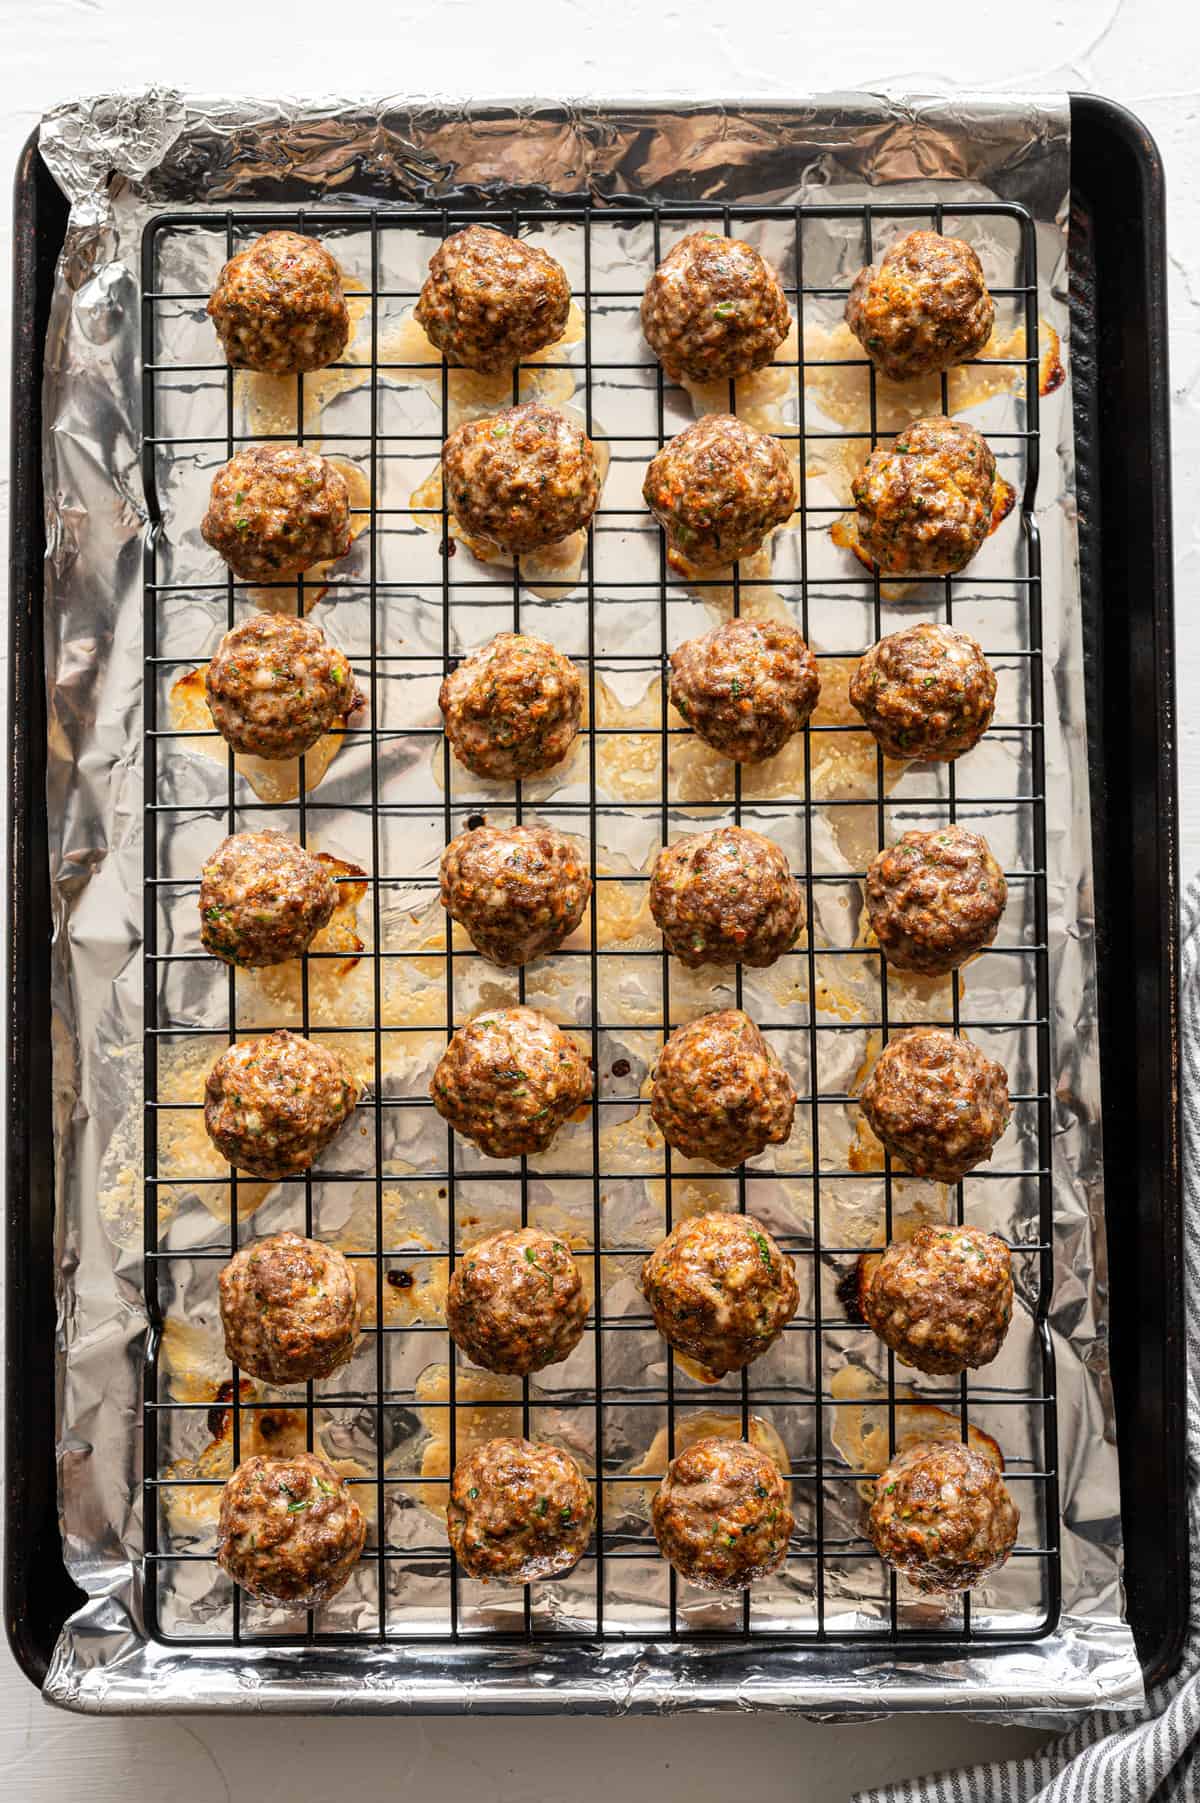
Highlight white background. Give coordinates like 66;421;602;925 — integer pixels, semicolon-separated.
0;2;1192;1796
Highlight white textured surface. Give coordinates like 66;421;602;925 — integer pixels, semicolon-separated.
0;1;1191;1794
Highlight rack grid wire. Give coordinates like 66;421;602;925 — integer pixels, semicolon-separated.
139;195;1060;1656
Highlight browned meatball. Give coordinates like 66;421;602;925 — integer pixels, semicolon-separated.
850;623;996;761
205;615;362;761
207;231;351;375
852;416;996;578
866;825;1007;976
440;824;591;966
861;1224;1014;1376
204;1029;359;1178
199;831;337;968
219;1230;361;1384
860;1030;1011;1184
644;414;797;573
651;1010;795;1169
439;632;582;782
650;825;802;969
217;1451;365;1609
868;1440;1018;1595
443;403;600;554
447;1227;587;1375
652;1436;792;1590
669;618;820;764
846;230;994;383
202;445;353;583
641;1210;798;1381
447;1437;592;1582
641;232;791;383
431;1005;592;1161
416;226;571;373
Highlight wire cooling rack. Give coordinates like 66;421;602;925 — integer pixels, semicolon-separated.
139;196;1058;1654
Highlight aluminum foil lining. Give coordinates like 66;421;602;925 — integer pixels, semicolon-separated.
35;90;1143;1717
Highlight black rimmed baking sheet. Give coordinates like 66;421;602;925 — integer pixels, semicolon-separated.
7;95;1174;1702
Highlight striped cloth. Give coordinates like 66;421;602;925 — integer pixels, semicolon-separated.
854;876;1200;1803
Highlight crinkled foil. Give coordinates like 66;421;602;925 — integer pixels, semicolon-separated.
34;91;1143;1716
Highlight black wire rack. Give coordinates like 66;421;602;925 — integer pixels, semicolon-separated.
139;195;1059;1655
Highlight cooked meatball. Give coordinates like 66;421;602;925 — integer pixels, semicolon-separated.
866;825;1007;976
207;231;351;375
205;615;362;761
219;1230;361;1384
850;623;996;761
641;1210;798;1381
431;1005;592;1161
846;230;995;383
644;414;797;573
199;831;337;968
217;1450;365;1609
440;824;591;966
641;231;791;383
852;415;996;578
652;1436;792;1590
651;1009;796;1168
439;632;582;782
669;617;820;764
442;402;600;554
416;226;571;373
868;1440;1018;1595
447;1437;592;1582
859;1029;1011;1184
201;445;353;583
447;1226;587;1375
650;825;802;969
204;1029;359;1178
861;1224;1014;1377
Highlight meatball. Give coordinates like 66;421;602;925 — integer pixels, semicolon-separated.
850;623;996;762
652;1436;792;1590
431;1005;592;1161
641;1210;798;1381
846;230;995;383
644;414;796;573
207;231;351;376
862;1224;1014;1377
204;1029;359;1178
201;445;353;583
205;615;362;761
859;1029;1011;1185
199;831;337;968
439;824;591;966
650;825;802;969
447;1437;592;1582
416;226;571;373
439;633;582;782
852;415;996;578
219;1230;361;1385
669;618;820;764
217;1451;365;1609
868;1440;1018;1595
651;1009;795;1169
442;402;600;554
447;1226;587;1375
865;825;1007;976
641;231;791;383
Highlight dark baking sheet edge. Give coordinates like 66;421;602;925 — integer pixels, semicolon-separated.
5;93;1185;1697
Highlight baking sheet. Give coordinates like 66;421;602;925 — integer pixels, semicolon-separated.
34;90;1142;1714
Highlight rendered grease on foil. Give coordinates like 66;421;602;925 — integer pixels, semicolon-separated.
39;90;1139;1717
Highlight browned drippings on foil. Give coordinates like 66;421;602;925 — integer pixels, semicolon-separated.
167;665;354;804
828;1363;1005;1501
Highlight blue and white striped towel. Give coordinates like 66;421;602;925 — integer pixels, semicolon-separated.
855;876;1200;1803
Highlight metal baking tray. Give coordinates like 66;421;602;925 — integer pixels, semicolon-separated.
6;92;1184;1697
